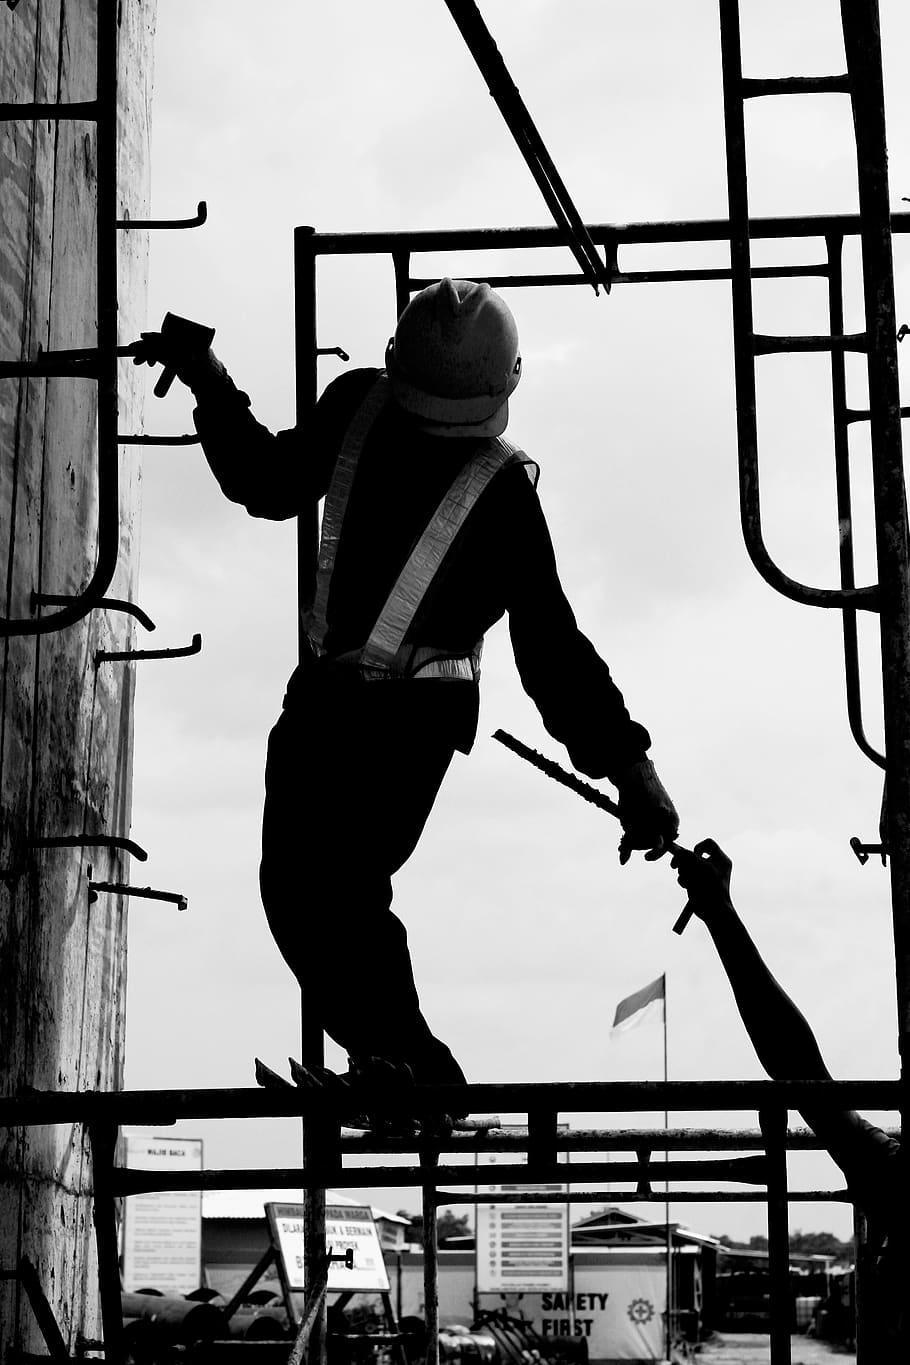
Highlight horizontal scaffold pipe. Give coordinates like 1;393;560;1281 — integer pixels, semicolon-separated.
336;1124;901;1155
111;1162;852;1201
0;1079;899;1127
114;1156;774;1196
434;1189;853;1206
302;211;910;256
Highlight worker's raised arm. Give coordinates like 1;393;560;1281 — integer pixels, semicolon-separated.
133;321;372;518
672;840;899;1212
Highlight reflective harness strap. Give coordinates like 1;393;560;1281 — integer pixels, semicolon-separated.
301;373;391;652
360;437;530;674
302;371;537;677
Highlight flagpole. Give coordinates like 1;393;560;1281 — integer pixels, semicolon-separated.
663;972;671;1365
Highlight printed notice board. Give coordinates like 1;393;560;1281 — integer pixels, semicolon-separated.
267;1203;390;1293
476;1185;569;1293
121;1134;203;1294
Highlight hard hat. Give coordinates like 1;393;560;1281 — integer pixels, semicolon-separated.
386;278;521;437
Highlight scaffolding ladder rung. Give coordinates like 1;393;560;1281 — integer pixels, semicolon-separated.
846;405;910;424
0;361;101;379
741;74;850;99
0;100;100;121
0;344;140;380
753;331;867;355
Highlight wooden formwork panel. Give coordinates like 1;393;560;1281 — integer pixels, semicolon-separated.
0;0;156;1350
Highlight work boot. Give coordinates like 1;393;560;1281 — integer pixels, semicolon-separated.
406;1042;470;1122
343;1055;419;1135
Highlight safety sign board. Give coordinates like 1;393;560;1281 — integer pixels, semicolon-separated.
476;1183;569;1293
268;1202;391;1293
121;1133;203;1294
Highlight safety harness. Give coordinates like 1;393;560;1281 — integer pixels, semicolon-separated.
301;373;537;681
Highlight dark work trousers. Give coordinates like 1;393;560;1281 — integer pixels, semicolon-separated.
259;666;469;1087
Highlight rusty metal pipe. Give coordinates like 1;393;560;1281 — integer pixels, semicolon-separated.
826;234;886;768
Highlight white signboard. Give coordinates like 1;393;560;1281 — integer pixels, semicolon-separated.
476;1184;569;1294
536;1265;666;1360
268;1202;390;1293
121;1134;203;1294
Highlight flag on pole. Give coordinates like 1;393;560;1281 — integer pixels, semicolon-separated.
610;973;666;1038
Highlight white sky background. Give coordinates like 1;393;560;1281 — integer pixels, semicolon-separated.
123;0;910;1245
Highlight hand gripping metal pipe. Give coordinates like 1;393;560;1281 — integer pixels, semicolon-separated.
491;730;695;933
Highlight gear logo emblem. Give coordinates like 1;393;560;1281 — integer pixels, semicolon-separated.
627;1297;655;1325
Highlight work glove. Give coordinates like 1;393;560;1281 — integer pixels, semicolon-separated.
670;839;734;924
615;758;679;865
131;312;224;395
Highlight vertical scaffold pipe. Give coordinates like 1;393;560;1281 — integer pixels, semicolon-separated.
294;223;327;1365
760;1108;792;1365
421;1148;440;1365
840;2;910;1121
393;249;412;319
295;227;320;621
853;1209;873;1363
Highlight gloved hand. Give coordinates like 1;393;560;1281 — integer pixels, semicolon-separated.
615;758;679;864
131;312;222;395
670;839;734;923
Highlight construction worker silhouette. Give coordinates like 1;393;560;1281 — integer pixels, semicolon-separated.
135;279;679;1096
672;840;904;1354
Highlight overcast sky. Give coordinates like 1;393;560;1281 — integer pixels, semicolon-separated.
123;0;910;1245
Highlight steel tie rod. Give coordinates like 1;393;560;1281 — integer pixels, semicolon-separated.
440;0;610;293
491;729;699;933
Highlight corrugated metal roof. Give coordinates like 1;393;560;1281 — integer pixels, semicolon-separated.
201;1187;410;1225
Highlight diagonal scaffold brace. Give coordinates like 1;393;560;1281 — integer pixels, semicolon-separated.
492;729;694;933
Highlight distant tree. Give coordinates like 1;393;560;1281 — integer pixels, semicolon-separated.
788;1228;853;1259
711;1229;852;1257
398;1209;471;1246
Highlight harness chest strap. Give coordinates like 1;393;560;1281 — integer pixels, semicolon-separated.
301;373;391;653
302;372;537;676
360;438;533;674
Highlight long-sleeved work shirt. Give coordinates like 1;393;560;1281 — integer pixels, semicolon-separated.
193;365;651;780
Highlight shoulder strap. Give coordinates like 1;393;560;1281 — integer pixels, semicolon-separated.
301;373;390;652
360;438;534;672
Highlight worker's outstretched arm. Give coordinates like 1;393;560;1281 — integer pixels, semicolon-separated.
502;474;678;861
132;325;373;518
672;840;898;1209
673;841;829;1077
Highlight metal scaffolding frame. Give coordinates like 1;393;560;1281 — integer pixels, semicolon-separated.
290;7;910;1359
0;1078;898;1364
2;2;906;1360
294;213;907;1365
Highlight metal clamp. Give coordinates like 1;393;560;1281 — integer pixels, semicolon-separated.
328;1249;355;1270
317;346;350;362
849;837;887;866
95;632;201;666
117;200;207;230
88;882;187;911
